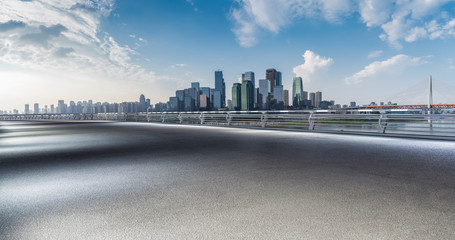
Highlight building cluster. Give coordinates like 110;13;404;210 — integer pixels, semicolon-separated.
167;70;226;112
8;69;365;115
20;94;162;115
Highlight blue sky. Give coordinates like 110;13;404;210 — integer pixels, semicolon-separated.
1;0;455;111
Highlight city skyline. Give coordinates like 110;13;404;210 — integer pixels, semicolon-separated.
1;0;455;111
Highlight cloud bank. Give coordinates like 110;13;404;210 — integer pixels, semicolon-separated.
344;54;427;85
293;50;334;82
0;0;158;82
230;0;455;48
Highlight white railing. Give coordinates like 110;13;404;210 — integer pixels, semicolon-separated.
2;111;455;138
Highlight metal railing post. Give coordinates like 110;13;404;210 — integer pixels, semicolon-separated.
308;113;315;130
226;112;231;126
178;113;183;124
161;112;167;123
261;111;267;128
378;113;387;134
199;112;205;125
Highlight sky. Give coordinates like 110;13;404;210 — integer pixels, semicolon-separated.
1;0;455;111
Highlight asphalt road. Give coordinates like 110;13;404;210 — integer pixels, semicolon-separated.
1;121;455;239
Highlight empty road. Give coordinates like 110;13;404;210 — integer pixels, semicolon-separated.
1;121;455;239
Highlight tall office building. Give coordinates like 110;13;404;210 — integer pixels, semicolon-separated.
241;80;254;111
315;91;322;108
214;71;225;108
292;77;304;108
176;90;185;111
232;83;242;111
309;92;316;107
34;103;39;114
201;87;211;109
284;90;289;107
242;72;255;109
139;94;146;112
277;71;282;86
24;104;30;114
50;104;54;114
212;90;221;110
191;82;200;109
273;85;284;110
266;68;277;93
258;79;270;110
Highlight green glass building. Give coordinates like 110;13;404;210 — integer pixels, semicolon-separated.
292;77;304;108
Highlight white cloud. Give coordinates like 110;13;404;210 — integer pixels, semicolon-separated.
0;0;159;83
344;54;426;85
368;50;383;59
293;50;333;82
229;0;455;48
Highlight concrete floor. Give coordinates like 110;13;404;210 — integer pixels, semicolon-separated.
1;121;455;239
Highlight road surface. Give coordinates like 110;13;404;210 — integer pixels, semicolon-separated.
1;121;455;239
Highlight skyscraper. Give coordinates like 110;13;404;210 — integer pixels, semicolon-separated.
315;91;322;108
139;94;146;112
258;79;270;110
214;71;225;108
273;85;284;110
284;90;289;107
309;92;316;107
292;77;304;108
191;82;200;109
24;104;30;114
34;103;39;114
232;83;242;111
241;80;254;111
266;68;277;93
242;72;255;109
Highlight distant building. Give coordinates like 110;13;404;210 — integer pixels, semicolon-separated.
212;90;221;110
24;104;30;114
315;91;322;108
214;71;225;108
34;103;39;114
241;80;254;111
309;93;316;107
258;79;270;110
284;90;289;107
273;85;284;110
266;68;277;93
292;77;304;108
232;83;242;111
350;101;356;107
139;94;146;112
200;94;208;110
227;99;232;110
168;97;179;112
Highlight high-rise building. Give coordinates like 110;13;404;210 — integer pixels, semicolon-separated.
292;77;304;108
232;83;242;111
139;94;146;112
34;103;39;114
241;80;254;111
214;71;225;108
191;82;200;109
284;90;289;107
315;91;322;108
273;85;284;110
168;97;179;112
24;104;30;114
199;94;208;109
350;101;356;107
50;104;54;114
258;79;270;110
213;90;221;110
200;87;211;109
309;92;316;107
266;68;277;93
277;71;282;86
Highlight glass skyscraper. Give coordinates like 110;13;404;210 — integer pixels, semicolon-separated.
292;77;304;108
232;83;242;111
214;71;225;109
